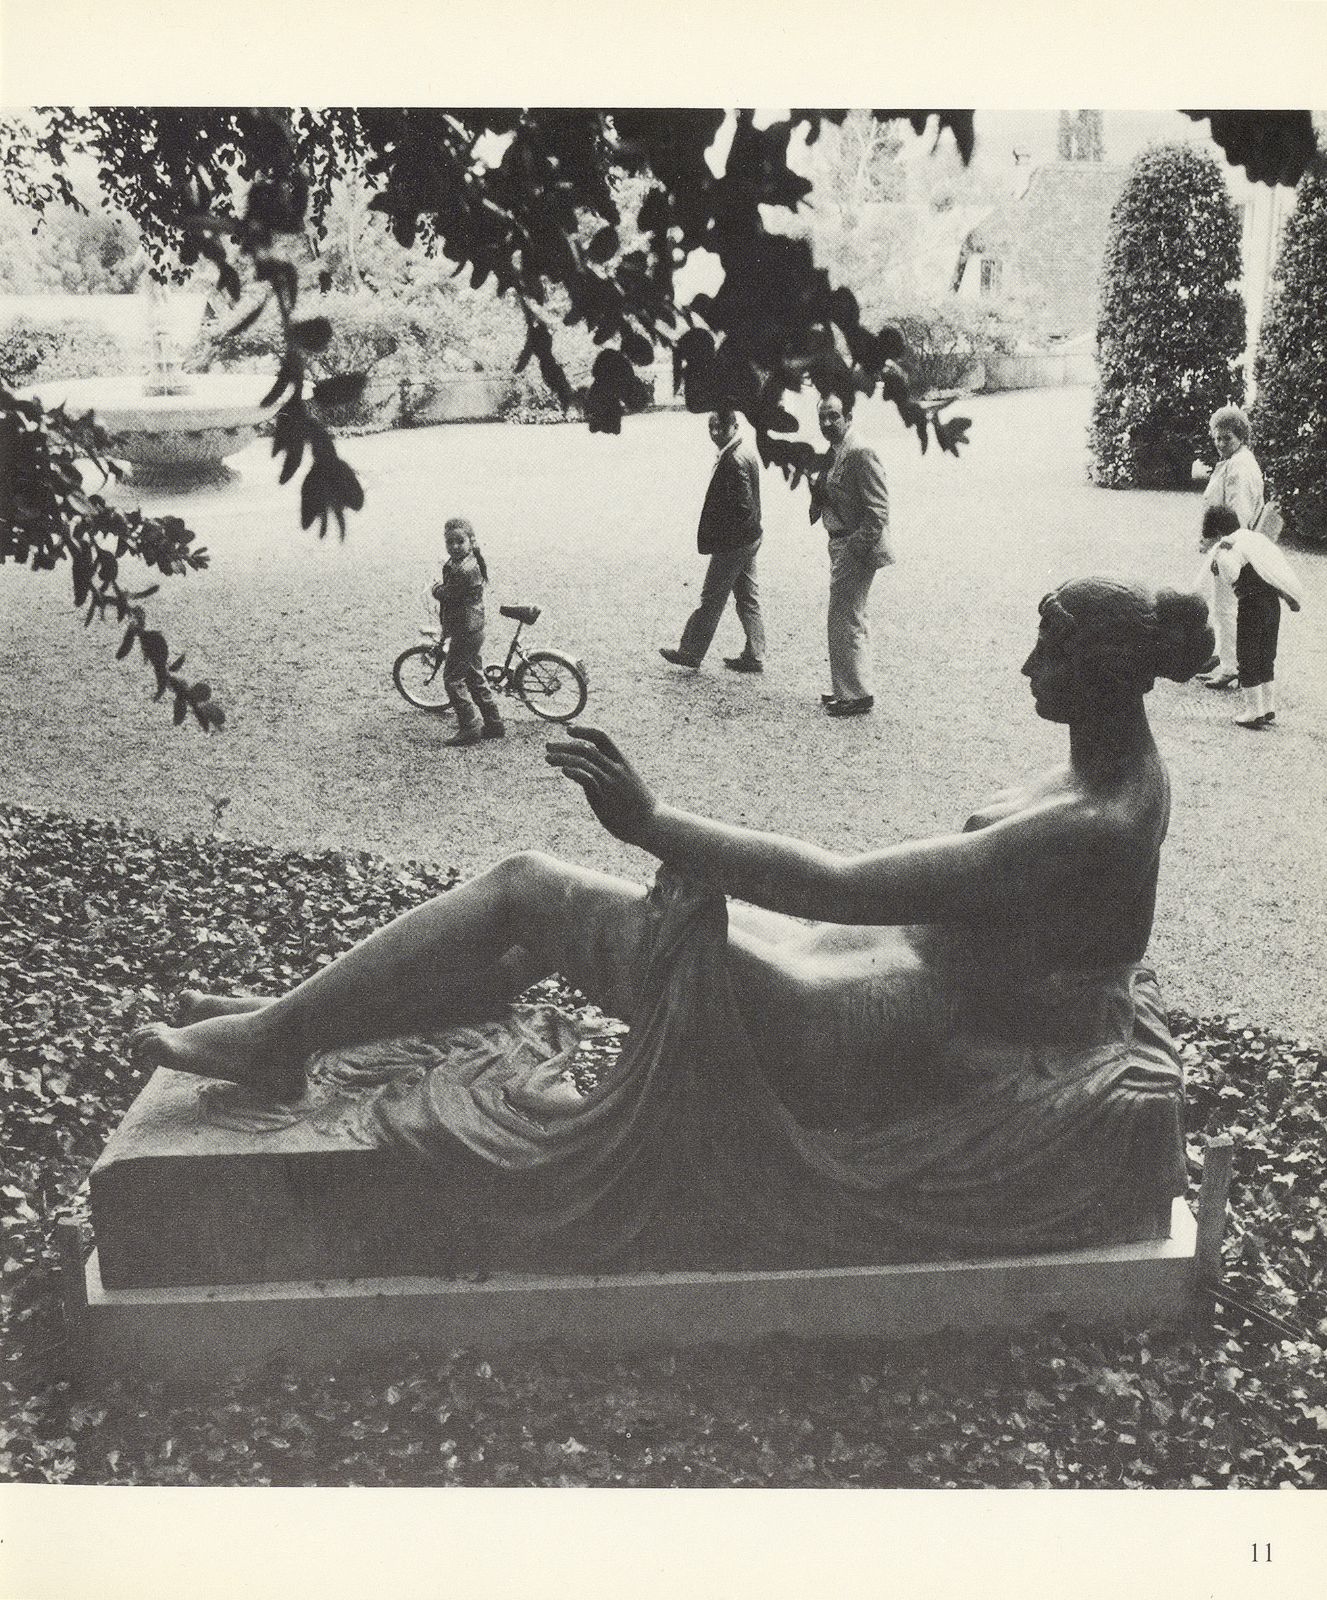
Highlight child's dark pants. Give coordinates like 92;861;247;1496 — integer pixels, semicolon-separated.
1234;572;1281;690
444;630;503;728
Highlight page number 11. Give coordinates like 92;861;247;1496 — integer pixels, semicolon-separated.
1252;1543;1272;1563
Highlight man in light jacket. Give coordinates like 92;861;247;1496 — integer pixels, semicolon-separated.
660;408;766;673
811;391;892;717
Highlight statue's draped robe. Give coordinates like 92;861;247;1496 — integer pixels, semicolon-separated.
305;870;1185;1270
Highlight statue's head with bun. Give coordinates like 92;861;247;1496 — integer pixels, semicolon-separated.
1025;578;1214;722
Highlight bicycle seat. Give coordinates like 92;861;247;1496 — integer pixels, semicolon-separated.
500;604;541;626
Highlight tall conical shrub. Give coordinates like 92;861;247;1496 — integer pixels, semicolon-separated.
1089;142;1246;489
1250;159;1327;544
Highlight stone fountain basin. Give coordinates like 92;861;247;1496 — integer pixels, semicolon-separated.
31;372;280;485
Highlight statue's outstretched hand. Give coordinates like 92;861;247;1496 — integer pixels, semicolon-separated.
545;725;658;844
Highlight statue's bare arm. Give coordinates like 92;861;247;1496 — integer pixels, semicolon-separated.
545;727;1121;928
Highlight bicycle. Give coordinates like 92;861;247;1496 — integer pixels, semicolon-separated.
392;603;590;723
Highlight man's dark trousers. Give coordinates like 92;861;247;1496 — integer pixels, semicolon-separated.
679;540;765;663
677;434;765;664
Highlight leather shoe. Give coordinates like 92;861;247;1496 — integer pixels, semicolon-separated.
444;725;483;747
723;655;764;673
659;647;701;669
820;693;838;705
825;695;874;717
1203;672;1238;691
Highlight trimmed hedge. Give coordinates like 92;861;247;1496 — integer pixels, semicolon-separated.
889;299;1018;395
189;286;607;434
0;312;124;386
309;294;438;433
1089;143;1246;489
1250;159;1327;544
192;294;462;433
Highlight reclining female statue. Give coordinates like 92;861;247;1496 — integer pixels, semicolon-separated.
132;577;1213;1270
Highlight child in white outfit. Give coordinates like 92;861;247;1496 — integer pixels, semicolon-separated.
1200;505;1304;728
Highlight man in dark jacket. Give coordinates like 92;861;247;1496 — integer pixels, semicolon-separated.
660;409;766;673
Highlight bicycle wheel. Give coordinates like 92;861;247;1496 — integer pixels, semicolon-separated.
392;644;452;711
513;649;589;722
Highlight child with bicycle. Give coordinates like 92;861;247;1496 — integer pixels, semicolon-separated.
432;517;505;747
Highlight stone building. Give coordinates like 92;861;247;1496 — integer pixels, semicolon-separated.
953;118;1297;367
953;163;1126;341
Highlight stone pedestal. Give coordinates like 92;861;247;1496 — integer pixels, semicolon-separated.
90;1069;465;1289
73;1069;1223;1381
61;1203;1203;1383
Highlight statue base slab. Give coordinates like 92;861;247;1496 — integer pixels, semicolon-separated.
75;1069;1229;1379
60;1200;1200;1385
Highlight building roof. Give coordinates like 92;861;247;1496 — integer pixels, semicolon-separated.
963;162;1126;254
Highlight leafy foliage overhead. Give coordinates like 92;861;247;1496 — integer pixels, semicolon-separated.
0;395;223;729
1;107;1318;726
1184;110;1320;188
28;109;982;452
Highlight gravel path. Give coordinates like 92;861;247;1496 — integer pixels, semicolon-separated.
4;386;1325;1038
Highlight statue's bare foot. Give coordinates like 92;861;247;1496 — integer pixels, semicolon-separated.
177;989;270;1025
130;1015;305;1102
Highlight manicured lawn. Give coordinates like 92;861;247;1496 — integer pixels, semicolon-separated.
3;385;1325;1037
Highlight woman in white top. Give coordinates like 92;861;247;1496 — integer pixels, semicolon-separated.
1195;405;1265;690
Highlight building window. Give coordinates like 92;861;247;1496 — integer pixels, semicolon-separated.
980;258;1002;296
